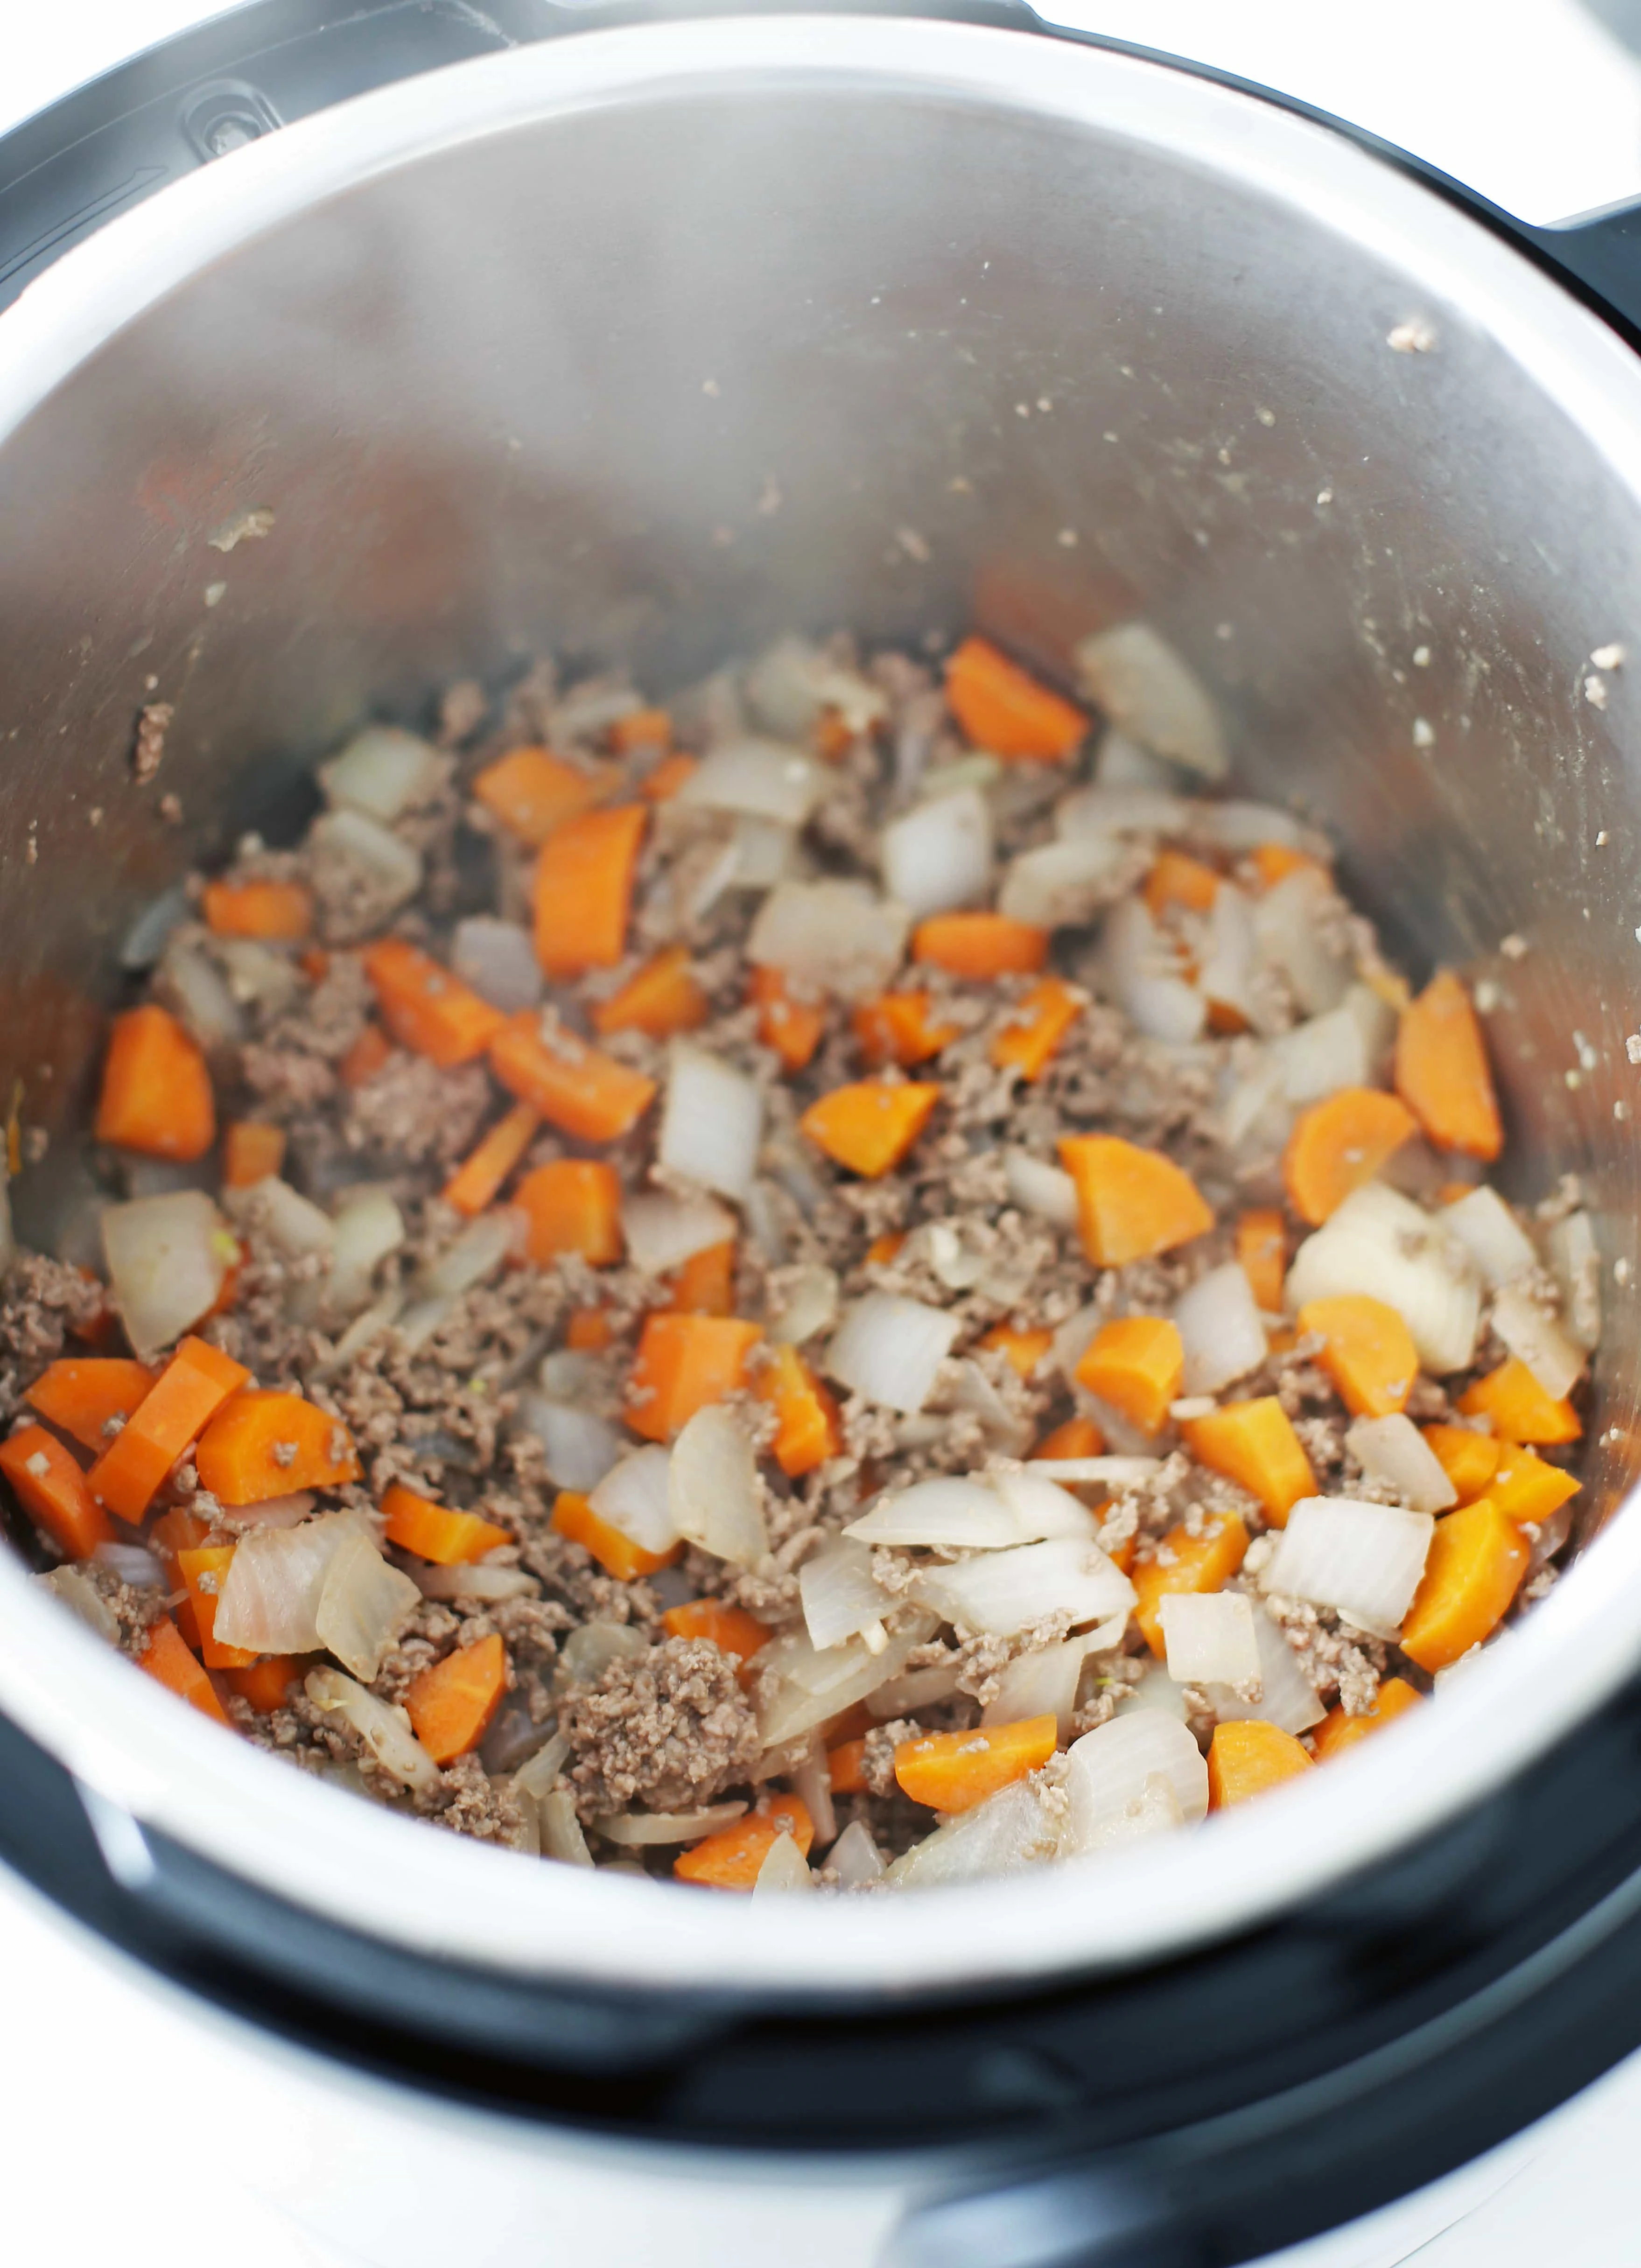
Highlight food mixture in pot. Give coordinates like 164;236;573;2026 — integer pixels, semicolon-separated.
0;627;1599;1890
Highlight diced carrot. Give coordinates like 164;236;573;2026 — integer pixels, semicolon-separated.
944;635;1087;762
0;1424;112;1558
94;1004;215;1162
473;746;619;845
488;1013;657;1144
404;1631;509;1764
1236;1208;1287;1315
1207;1719;1313;1807
749;966;825;1072
201;878;313;942
339;1023;392;1088
1486;1445;1580;1526
912;912;1050;978
1296;1295;1418;1419
1059;1134;1214;1267
361;937;506;1069
1144;849;1220;918
827;1737;869;1794
26;1358;154;1454
663;1239;736;1318
1395;970;1502;1162
223;1120;287;1190
1247;843;1325;892
138;1616;230;1725
1182;1397;1317;1526
853;991;961;1070
608;707;672;755
991;977;1084;1080
813;710;858;762
1282;1087;1419;1225
626;1314;763;1442
1421;1423;1502;1503
800;1079;940;1178
643;752;699;803
552;1489;680;1582
87;1337;251;1522
673;1794;814;1889
980;1324;1055;1380
866;1231;906;1267
381;1480;512;1566
758;1343;842;1476
1458;1357;1581;1444
442;1102;540;1217
661;1599;771;1679
1399;1496;1528;1671
300;947;330;983
566;1307;614;1352
175;1543;259;1669
1075;1316;1184;1434
1311;1677;1423;1761
896;1715;1059;1812
533;803;647;978
150;1505;209;1643
194;1391;361;1506
1133;1512;1250;1654
514;1159;623;1267
226;1654;315;1713
591;945;708;1041
1031;1415;1106;1460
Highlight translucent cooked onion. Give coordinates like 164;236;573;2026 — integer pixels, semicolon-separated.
1266;1498;1435;1636
730;816;795;889
1093;727;1172;790
413;1561;539;1602
1057;784;1190;840
539;1788;595;1866
982;1632;1102;1736
799;1537;891;1650
768;1263;839;1345
215;1490;316;1533
550;679;641;741
1073;623;1227;778
596;1801;748;1846
914;1538;1136;1638
1096;896;1206;1044
844;1476;1017;1549
1442;1185;1536;1288
829;1818;885;1887
997;837;1125;928
327;1187;405;1315
826;1292;961;1414
1253;866;1349;1017
1285;1183;1480;1374
226;1175;335;1260
990;1469;1100;1543
792;1732;837;1848
755;1613;938;1747
1491;1284;1586;1400
121;883;189;971
102;1190;232;1360
452;917;542;1013
306;1667;442;1796
1026;1455;1163;1490
214;1512;369;1654
1195;882;1257;1027
157;936;243;1052
753;1831;814;1894
678;738;828;827
1269;1000;1373;1105
1346;1414;1458;1514
422;1209;516;1298
621;1187;737;1276
511;1729;570;1805
747;879;912;1001
516;1395;623;1493
314;1527;421;1680
92;1540;166;1588
879;785;993;917
1548;1209;1602;1350
1003;1148;1079;1228
217;939;300;1014
1173;1262;1267;1394
537;1349;605;1403
318;1288;403;1373
1195;799;1303;850
318;724;443;820
394;1294;453;1353
41;1566;120;1644
866;1664;963;1718
658;1042;763;1203
1080;1770;1186;1853
667;1405;768;1565
1114;1664;1191;1720
1063;1710;1209;1850
1158;1591;1259;1687
590;1446;679;1556
1206;1603;1325;1736
309;807;421;913
887;1777;1065;1887
743;635;887;738
559;1621;649;1687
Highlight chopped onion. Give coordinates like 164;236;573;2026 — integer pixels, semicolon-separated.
215;1513;369;1654
799;1538;891;1650
1173;1263;1267;1394
1196;800;1303;851
1026;1456;1163;1490
887;1777;1065;1887
753;1830;814;1894
539;1789;595;1866
747;879;912;1001
217;939;301;1014
314;1527;421;1680
991;1469;1100;1543
1079;1771;1186;1853
1346;1414;1458;1513
1158;1590;1259;1686
413;1561;539;1602
914;1538;1135;1638
102;1190;232;1359
309;808;422;915
226;1175;334;1260
452;917;542;1013
1096;896;1206;1044
1253;866;1349;1016
768;1263;839;1346
41;1567;120;1645
731;816;795;889
1058;784;1190;840
1052;1302;1101;1387
1265;1498;1434;1637
658;1042;763;1202
826;1292;961;1414
1073;623;1227;778
327;1187;405;1315
982;1632;1100;1736
156;935;244;1053
394;1294;453;1352
550;679;641;741
1217;1050;1291;1156
121;883;189;971
1442;1185;1536;1288
1548;1209;1602;1350
92;1540;166;1588
919;753;1002;799
866;1663;965;1718
121;1157;211;1200
1195;882;1257;1026
537;1349;605;1403
743;636;887;738
1003;1148;1079;1229
1093;727;1173;790
997;837;1125;928
516;1395;623;1493
1114;1664;1191;1720
1491;1284;1585;1400
829;1819;885;1887
678;738;827;826
319;724;442;820
621;1187;737;1276
1062;1711;1209;1851
590;1447;679;1556
667;1405;768;1565
879;786;993;917
793;1732;838;1848
318;1289;403;1373
511;1729;570;1804
305;1668;442;1797
1206;1603;1325;1736
1269;1001;1373;1105
559;1621;649;1686
596;1802;748;1846
1285;1182;1480;1373
422;1209;515;1298
755;1613;937;1747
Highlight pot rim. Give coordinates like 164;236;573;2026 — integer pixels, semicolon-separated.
2;14;1640;1998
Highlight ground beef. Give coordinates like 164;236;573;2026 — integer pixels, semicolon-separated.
559;1637;761;1820
0;1254;105;1420
342;1052;491;1166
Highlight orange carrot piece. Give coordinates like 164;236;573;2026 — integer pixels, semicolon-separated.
608;707;672;755
800;1079;940;1178
26;1358;154;1454
1486;1445;1580;1526
980;1323;1056;1380
1247;842;1325;892
896;1715;1059;1813
194;1391;361;1506
87;1337;251;1522
1421;1423;1502;1503
991;977;1084;1081
138;1616;230;1725
661;1598;771;1679
1400;1496;1528;1671
1236;1208;1287;1315
552;1489;680;1582
201;878;313;942
1311;1677;1423;1762
533;803;647;979
300;947;331;982
403;1631;508;1764
865;1231;906;1267
473;746;618;846
514;1159;624;1267
1395;970;1501;1162
175;1543;259;1669
912;912;1050;978
1182;1397;1317;1525
1059;1134;1214;1267
749;966;826;1071
1133;1512;1250;1655
1144;849;1220;919
626;1314;763;1442
1075;1316;1184;1435
362;937;506;1069
854;991;961;1070
223;1120;287;1190
1283;1086;1419;1225
488;1013;656;1144
1207;1720;1313;1807
673;1794;814;1889
340;1023;392;1088
1031;1415;1106;1461
442;1102;540;1217
381;1481;511;1566
663;1239;736;1318
566;1307;614;1352
1296;1295;1418;1419
1458;1357;1581;1445
150;1504;209;1644
226;1654;315;1713
591;945;708;1041
0;1424;112;1558
827;1737;869;1795
643;752;700;803
94;1004;215;1162
944;636;1087;761
758;1343;842;1476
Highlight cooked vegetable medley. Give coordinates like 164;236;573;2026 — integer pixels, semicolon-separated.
0;627;1597;1890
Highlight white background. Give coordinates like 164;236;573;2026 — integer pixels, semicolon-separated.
6;4;1641;2263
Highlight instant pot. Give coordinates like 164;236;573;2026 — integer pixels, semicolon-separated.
5;5;1641;2262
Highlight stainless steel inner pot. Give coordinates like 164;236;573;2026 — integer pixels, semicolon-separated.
0;16;1639;1998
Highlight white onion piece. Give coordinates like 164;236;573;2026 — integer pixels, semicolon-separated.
1057;784;1190;839
1254;866;1349;1016
768;1263;839;1346
755;1614;938;1747
829;1819;885;1887
537;1350;605;1403
997;838;1125;928
1195;882;1257;1026
41;1567;121;1644
887;1778;1065;1888
1063;1710;1210;1846
539;1788;595;1866
1115;1665;1191;1720
620;1188;737;1277
560;1621;649;1686
1218;1050;1291;1156
1003;1148;1079;1228
550;679;641;741
991;1470;1101;1543
915;1539;1135;1638
121;1157;211;1201
1097;896;1206;1044
413;1561;539;1602
1159;1591;1260;1686
827;1293;961;1414
844;1477;1015;1550
93;1540;166;1588
1442;1186;1536;1288
1491;1285;1585;1400
658;1042;763;1203
747;879;912;1001
666;1406;768;1566
217;939;301;1014
1073;623;1227;778
1080;1771;1186;1853
590;1447;678;1556
753;1831;815;1894
121;883;190;971
517;1396;622;1493
102;1190;231;1360
314;1528;421;1680
1346;1414;1458;1514
307;1668;441;1795
393;1295;452;1353
217;1491;316;1534
793;1732;838;1848
452;917;542;1013
1345;982;1397;1076
1206;1603;1326;1736
156;936;243;1052
1052;1302;1102;1388
511;1730;570;1806
799;1538;890;1650
327;1188;405;1315
1174;1263;1267;1394
319;1288;403;1373
919;753;1001;800
1196;800;1303;850
1027;1456;1163;1490
879;786;993;917
596;1802;748;1846
214;1514;368;1654
1269;1001;1372;1105
729;816;794;889
226;1176;335;1260
1093;727;1172;790
1286;1182;1480;1373
422;1209;516;1299
1548;1209;1602;1351
982;1632;1101;1736
679;738;827;826
309;807;421;914
319;724;442;820
743;636;887;738
1266;1498;1434;1637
